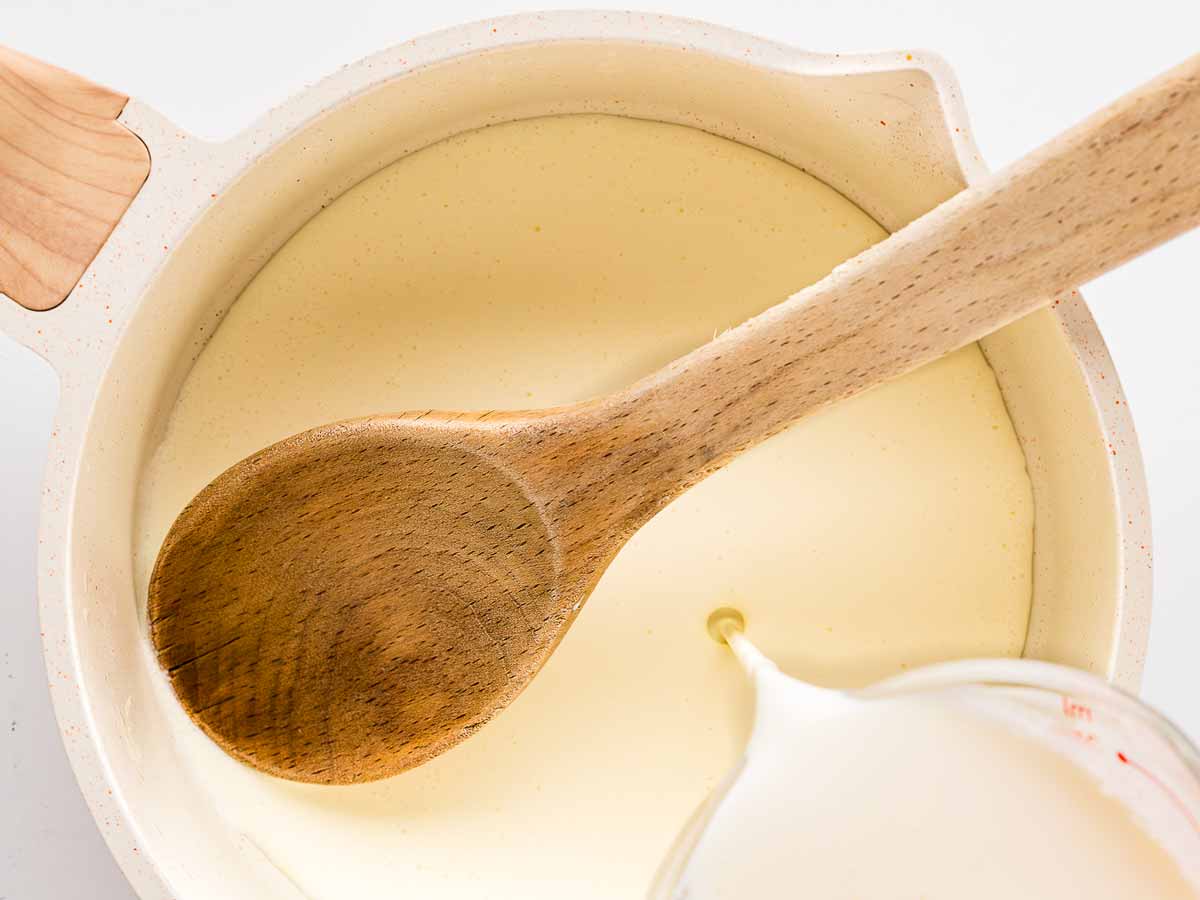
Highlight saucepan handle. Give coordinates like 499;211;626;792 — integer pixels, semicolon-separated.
0;46;150;312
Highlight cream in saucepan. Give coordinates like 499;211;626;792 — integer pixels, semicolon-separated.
135;114;1034;898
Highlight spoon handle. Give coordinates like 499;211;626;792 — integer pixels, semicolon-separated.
591;54;1200;522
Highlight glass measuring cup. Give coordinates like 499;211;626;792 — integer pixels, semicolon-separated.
650;626;1200;899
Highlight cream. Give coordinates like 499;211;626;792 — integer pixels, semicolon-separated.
656;628;1194;899
135;114;1034;898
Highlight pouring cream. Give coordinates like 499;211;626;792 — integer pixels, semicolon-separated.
652;612;1195;899
135;114;1034;897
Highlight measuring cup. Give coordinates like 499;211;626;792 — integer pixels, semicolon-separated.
650;644;1200;898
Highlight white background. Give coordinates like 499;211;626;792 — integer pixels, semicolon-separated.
3;1;1199;897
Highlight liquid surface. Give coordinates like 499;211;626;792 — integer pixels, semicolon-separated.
136;114;1034;897
661;634;1195;899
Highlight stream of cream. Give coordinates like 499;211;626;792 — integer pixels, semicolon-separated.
135;114;1034;898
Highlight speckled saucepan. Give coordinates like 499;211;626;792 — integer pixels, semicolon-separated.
0;11;1151;899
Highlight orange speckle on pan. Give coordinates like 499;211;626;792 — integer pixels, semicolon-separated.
906;53;913;60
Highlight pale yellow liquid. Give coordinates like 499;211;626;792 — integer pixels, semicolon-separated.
664;638;1194;899
135;115;1035;898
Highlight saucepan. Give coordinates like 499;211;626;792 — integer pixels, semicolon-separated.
0;11;1150;898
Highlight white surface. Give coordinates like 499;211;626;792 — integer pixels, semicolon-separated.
2;2;1198;898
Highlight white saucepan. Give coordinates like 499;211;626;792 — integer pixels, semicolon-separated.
0;12;1150;898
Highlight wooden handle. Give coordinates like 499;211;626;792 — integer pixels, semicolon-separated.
581;53;1200;526
0;47;150;311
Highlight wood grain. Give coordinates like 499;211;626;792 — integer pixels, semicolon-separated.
0;46;150;311
149;55;1200;784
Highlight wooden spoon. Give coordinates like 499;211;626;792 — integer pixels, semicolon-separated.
149;56;1200;785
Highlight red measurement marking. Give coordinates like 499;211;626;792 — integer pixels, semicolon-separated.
1061;696;1094;722
1117;751;1200;835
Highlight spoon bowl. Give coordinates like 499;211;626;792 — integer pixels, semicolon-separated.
149;415;577;782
